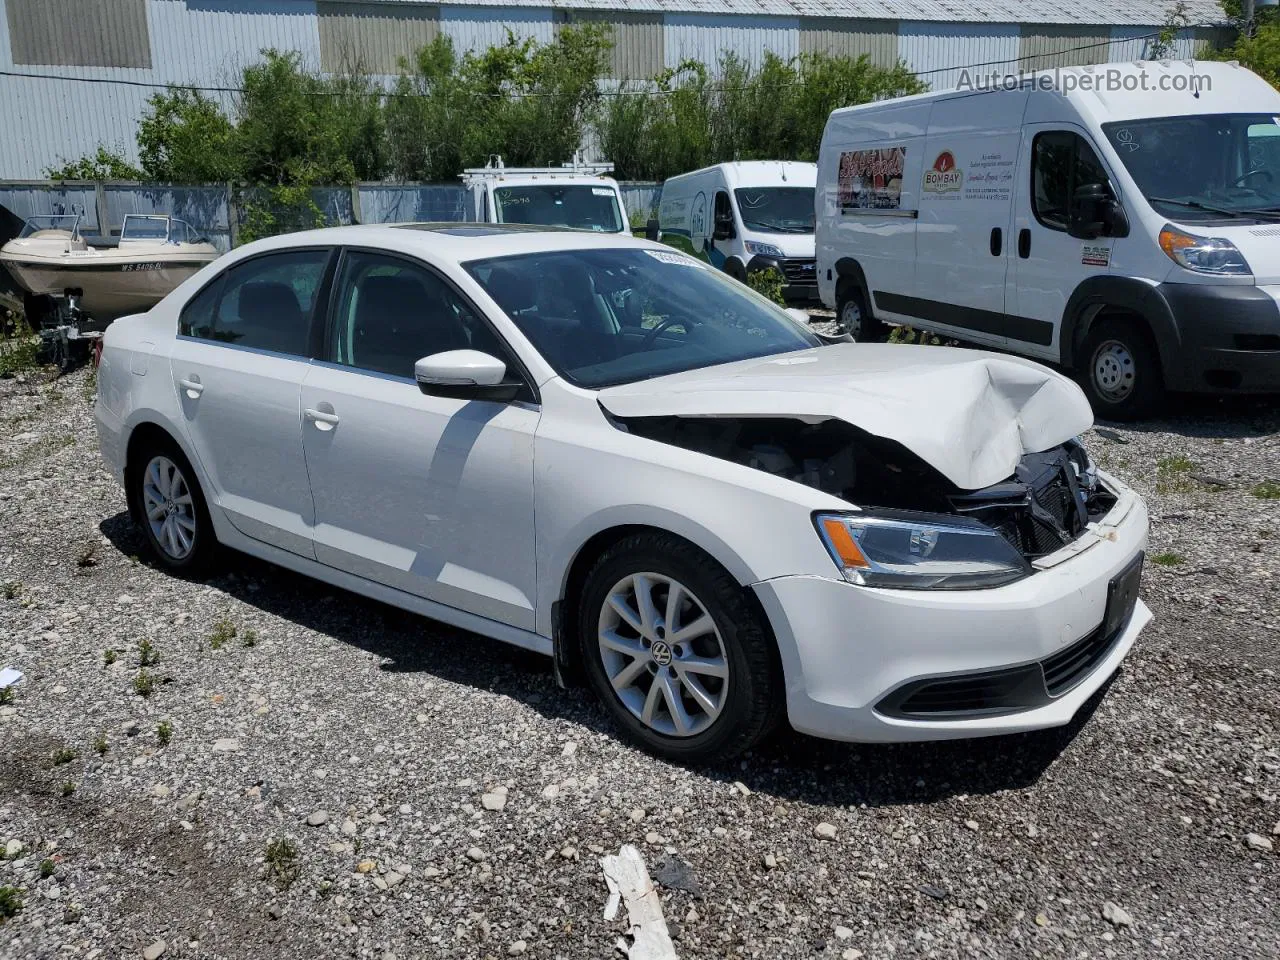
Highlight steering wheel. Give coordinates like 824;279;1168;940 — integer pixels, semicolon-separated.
642;316;694;347
1232;168;1273;188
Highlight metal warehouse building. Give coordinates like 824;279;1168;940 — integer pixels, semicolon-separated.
1;0;1227;178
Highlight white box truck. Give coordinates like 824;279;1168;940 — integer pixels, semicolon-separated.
657;161;819;302
462;155;630;234
816;60;1280;418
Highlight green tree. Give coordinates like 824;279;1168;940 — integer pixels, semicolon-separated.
137;88;239;182
45;146;143;181
384;36;469;181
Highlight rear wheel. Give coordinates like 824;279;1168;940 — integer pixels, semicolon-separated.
127;436;217;574
837;285;881;341
579;533;782;763
1079;317;1164;421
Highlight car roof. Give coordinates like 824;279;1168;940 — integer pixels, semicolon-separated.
236;222;653;263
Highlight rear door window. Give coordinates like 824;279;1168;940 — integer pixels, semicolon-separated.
180;249;330;356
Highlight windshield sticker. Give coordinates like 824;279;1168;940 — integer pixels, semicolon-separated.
592;187;614;197
644;249;705;267
838;147;905;211
1082;244;1111;267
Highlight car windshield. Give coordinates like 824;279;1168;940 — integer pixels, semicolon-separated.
1102;114;1280;221
492;184;625;233
733;187;815;233
465;247;820;389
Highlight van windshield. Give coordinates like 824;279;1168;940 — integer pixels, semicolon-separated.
1102;114;1280;222
492;184;625;233
733;187;815;234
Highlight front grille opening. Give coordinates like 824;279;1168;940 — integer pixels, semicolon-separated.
877;618;1128;720
1204;369;1244;390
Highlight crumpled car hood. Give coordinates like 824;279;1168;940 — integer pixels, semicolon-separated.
598;343;1094;491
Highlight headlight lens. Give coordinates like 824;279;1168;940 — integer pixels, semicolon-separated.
744;241;784;257
815;511;1031;590
1158;225;1251;276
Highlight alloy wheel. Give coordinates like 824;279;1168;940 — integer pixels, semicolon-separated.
1091;339;1137;403
142;455;197;561
597;572;729;738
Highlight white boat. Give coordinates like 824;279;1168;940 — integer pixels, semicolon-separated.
0;214;219;321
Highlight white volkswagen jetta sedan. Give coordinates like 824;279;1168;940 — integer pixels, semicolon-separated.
95;224;1150;762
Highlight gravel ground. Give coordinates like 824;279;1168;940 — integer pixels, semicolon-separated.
0;365;1277;960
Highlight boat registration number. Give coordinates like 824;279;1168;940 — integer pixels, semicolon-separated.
121;262;164;272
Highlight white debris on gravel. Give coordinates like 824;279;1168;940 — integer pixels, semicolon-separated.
0;367;1277;959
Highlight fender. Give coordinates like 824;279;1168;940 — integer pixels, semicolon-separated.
1059;275;1180;370
833;257;870;302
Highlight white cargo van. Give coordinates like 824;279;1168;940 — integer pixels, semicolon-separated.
462;155;629;234
658;161;818;302
816;60;1280;418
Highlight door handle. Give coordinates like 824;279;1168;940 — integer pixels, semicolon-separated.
989;227;1003;257
178;376;203;398
304;407;340;430
1018;228;1032;259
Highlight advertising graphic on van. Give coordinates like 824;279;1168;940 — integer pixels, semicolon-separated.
1081;244;1112;267
838;148;905;210
923;151;963;194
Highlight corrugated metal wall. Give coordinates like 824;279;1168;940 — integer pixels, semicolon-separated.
798;17;897;67
0;0;1239;178
1019;24;1113;71
898;21;1021;91
318;1;440;73
664;14;799;71
6;0;151;68
561;9;663;80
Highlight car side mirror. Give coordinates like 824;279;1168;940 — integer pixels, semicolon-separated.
785;307;810;325
1069;183;1129;240
414;350;522;403
713;217;734;241
645;218;659;241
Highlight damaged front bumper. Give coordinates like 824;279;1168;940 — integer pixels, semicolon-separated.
752;472;1150;743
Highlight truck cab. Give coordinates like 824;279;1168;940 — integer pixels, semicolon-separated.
463;156;630;234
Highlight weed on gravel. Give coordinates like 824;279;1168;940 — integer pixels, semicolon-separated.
156;720;173;746
1152;551;1185;567
1253;480;1280;499
91;734;107;756
50;748;76;767
208;619;236;650
264;838;300;891
0;886;21;922
0;582;19;600
136;638;158;666
132;669;155;697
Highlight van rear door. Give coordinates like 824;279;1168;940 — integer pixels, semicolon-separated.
1007;122;1119;360
882;89;1025;348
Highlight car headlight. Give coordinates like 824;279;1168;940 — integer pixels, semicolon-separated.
744;241;784;258
815;510;1031;590
1158;225;1251;276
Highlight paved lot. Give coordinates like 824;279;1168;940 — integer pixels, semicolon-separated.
0;366;1277;960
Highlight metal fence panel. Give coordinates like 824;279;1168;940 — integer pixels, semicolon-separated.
0;183;102;235
357;184;472;224
103;185;232;251
619;183;660;221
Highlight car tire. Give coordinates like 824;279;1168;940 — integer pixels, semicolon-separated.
1078;317;1164;421
837;285;881;342
127;435;217;575
578;532;783;763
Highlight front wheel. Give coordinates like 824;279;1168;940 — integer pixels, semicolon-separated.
579;533;782;763
1078;318;1164;421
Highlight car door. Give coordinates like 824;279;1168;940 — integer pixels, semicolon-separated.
1007;125;1118;360
169;247;333;557
300;248;540;630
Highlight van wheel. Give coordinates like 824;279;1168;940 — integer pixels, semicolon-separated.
127;436;217;575
579;532;782;763
837;286;881;341
1079;318;1164;421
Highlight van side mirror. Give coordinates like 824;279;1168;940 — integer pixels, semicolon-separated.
644;218;659;241
414;350;522;402
713;217;734;241
1069;183;1129;240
